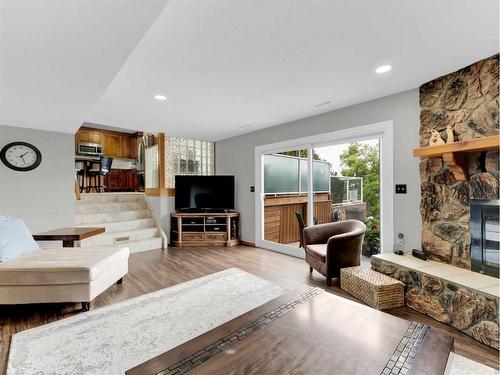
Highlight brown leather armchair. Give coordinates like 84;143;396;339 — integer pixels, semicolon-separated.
303;220;366;286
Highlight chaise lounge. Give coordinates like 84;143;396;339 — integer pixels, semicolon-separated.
0;218;129;311
0;246;129;310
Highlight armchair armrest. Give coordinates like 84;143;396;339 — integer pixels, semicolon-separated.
304;222;349;245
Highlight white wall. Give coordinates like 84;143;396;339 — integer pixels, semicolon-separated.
216;89;421;251
145;195;175;238
0;125;75;233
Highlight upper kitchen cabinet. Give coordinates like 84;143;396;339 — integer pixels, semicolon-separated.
104;133;121;158
76;129;102;144
75;127;138;159
129;136;138;159
91;132;102;144
120;135;131;159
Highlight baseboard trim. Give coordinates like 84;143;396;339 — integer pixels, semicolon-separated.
240;240;256;247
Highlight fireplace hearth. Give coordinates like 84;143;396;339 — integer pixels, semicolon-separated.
471;199;500;278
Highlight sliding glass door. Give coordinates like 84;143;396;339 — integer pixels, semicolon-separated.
258;146;335;256
314;139;381;258
262;148;312;255
255;121;392;258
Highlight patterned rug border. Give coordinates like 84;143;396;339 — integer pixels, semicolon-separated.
154;287;324;375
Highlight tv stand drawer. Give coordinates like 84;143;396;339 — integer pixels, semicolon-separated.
182;233;204;241
205;233;227;241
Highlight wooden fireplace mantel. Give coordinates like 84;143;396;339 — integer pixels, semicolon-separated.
413;135;499;181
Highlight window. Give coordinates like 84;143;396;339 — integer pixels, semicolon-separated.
165;136;214;188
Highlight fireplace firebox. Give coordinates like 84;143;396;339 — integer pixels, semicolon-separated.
471;199;500;278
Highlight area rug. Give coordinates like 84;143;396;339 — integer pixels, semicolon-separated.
7;268;285;375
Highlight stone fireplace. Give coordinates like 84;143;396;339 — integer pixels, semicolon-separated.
369;55;500;351
419;54;499;270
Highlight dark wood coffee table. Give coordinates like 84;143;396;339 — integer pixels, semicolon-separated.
127;288;453;375
33;227;105;247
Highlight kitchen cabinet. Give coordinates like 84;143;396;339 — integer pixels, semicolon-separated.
90;132;102;144
107;170;122;191
77;130;90;143
76;129;102;144
126;169;137;190
104;133;121;158
129;137;138;159
107;169;137;191
75;127;138;159
120;135;131;159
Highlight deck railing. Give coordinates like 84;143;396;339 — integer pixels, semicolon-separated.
263;154;331;195
331;176;363;205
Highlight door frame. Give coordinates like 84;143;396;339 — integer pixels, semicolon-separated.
254;120;393;258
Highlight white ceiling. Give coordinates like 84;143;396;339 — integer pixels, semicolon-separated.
1;1;499;141
0;0;167;133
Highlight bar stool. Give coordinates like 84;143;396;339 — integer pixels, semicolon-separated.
86;156;113;193
76;168;85;193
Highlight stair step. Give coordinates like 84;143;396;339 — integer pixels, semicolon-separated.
75;193;164;251
76;200;147;214
81;227;159;247
77;193;144;204
76;209;151;225
76;218;156;232
100;237;163;253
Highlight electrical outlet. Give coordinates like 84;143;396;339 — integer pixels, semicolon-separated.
395;184;407;194
250;186;255;192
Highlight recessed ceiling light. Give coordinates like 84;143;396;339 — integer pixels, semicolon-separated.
314;101;331;108
240;124;252;128
375;65;392;74
154;94;167;101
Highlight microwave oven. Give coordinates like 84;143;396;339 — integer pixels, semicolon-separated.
78;142;103;156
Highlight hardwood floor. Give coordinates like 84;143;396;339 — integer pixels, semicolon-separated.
1;245;498;373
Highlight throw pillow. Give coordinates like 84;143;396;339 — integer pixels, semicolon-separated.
0;218;40;261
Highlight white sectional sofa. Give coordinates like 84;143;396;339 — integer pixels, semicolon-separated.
0;246;129;310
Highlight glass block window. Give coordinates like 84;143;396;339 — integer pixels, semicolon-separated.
166;137;214;188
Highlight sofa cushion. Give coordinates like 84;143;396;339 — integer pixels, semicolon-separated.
0;218;39;261
0;246;129;285
305;244;327;262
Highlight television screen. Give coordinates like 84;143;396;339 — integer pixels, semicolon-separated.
175;175;235;211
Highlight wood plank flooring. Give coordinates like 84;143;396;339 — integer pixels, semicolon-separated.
1;245;498;374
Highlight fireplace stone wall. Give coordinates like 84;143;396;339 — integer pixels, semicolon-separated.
419;54;499;269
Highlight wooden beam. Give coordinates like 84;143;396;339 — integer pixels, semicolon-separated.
413;135;499;157
74;175;81;200
413;135;499;181
157;133;165;189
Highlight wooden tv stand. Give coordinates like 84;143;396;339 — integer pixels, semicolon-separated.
170;212;240;248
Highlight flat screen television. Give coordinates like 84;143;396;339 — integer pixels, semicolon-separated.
175;175;235;212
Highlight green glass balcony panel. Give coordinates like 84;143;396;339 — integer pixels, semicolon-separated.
264;154;299;194
313;161;330;192
300;159;307;192
264;154;331;194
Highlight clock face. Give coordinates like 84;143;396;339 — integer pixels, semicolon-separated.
0;142;42;171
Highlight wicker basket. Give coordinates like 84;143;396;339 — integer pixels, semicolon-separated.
340;266;404;310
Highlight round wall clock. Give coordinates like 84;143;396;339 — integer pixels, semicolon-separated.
0;142;42;171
